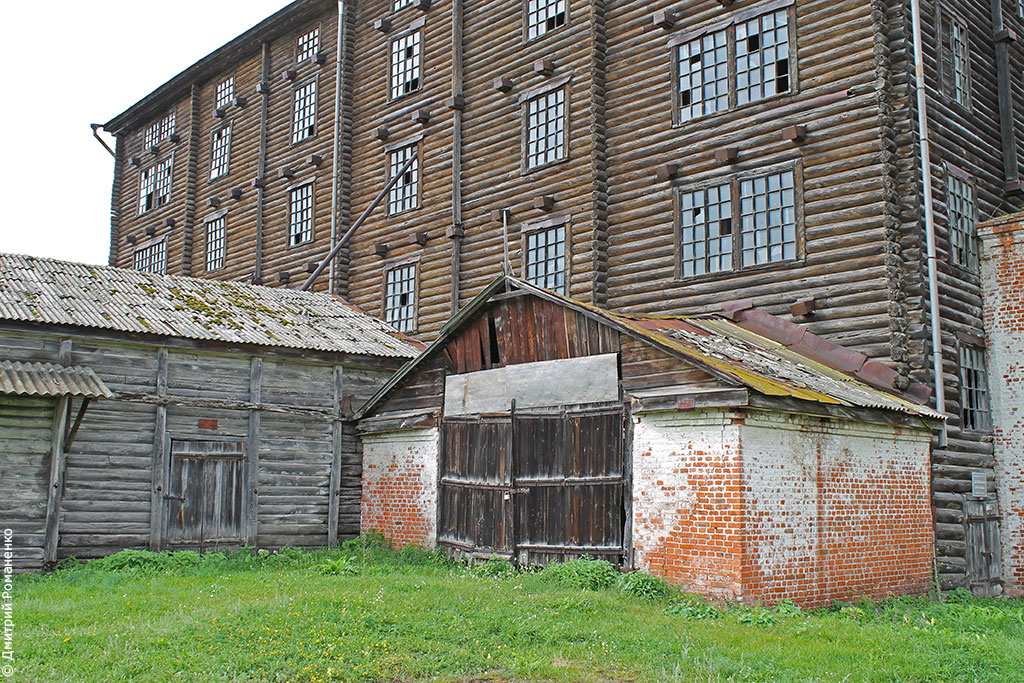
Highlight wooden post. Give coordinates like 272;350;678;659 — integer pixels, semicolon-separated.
328;365;345;545
43;396;70;566
244;357;262;546
148;348;169;551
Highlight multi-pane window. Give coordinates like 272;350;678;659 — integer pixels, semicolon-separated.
525;88;566;171
390;31;422;100
679;184;733;277
946;171;978;271
735;10;791;106
210;124;232;180
394;0;414;8
959;343;991;432
133;241;166;275
139;158;173;214
527;0;567;41
940;11;970;107
206;217;226;272
524;226;566;293
384;264;417;333
292;80;317;143
143;111;176;149
740;170;796;267
388;145;419;215
215;77;234;110
677;30;729;122
289;183;314;246
297;27;320;63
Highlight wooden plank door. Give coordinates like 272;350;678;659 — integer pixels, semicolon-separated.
164;439;245;548
964;496;1002;596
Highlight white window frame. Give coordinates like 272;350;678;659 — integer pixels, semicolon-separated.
384;262;418;333
389;30;422;100
526;0;567;42
210;123;232;181
289;182;315;247
292;79;318;144
139;156;173;215
523;87;568;172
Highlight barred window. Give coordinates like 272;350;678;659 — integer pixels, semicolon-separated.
524;225;566;293
735;10;791;106
139;157;173;215
215;77;234;110
388;145;419;216
292;80;317;143
133;241;166;275
143;111;176;149
210;124;231;180
946;171;978;271
527;0;567;41
677;30;729;122
390;31;422;100
679;183;733;277
385;264;417;333
525;88;566;171
206;217;226;272
297;27;320;63
940;11;970;107
959;343;991;431
289;183;314;246
740;170;796;267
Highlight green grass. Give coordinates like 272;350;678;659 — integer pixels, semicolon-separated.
12;542;1024;682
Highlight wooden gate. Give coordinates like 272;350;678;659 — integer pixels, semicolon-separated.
964;495;1002;596
438;407;625;565
164;439;245;547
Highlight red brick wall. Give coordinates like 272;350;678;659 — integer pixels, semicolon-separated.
360;428;438;548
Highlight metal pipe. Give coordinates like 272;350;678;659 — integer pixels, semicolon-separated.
328;0;346;294
910;0;947;441
301;157;415;291
90;124;115;158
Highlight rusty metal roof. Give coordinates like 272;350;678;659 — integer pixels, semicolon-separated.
0;254;419;358
0;361;113;399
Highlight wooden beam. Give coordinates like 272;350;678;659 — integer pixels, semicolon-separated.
43;396;70;566
63;398;92;453
328;365;344;546
149;348;168;551
244;357;262;546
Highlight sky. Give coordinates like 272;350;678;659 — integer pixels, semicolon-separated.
0;1;292;266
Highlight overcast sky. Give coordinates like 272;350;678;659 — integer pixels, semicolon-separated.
0;1;291;266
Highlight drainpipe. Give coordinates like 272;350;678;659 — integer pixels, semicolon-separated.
328;0;346;294
910;0;947;444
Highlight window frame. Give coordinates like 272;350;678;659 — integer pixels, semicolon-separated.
523;0;569;44
668;0;797;128
388;24;425;102
214;75;235;111
520;81;571;174
132;238;168;275
287;179;316;248
938;5;972;110
204;211;228;273
956;333;992;434
142;110;177;150
138;155;174;216
385;138;422;217
209;122;232;182
382;259;420;334
671;161;804;283
521;215;570;294
943;161;980;274
296;25;322;64
291;77;319;145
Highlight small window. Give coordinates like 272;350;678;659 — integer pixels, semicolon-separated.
735;9;792;106
525;88;567;171
297;27;320;63
210;124;232;180
390;31;422;100
143;111;176;149
206;217;226;272
739;170;797;267
388;145;419;216
292;80;317;143
524;225;567;294
289;183;314;246
677;30;729;122
394;0;414;8
526;0;567;41
958;342;991;432
215;77;234;110
384;263;417;333
940;10;970;107
946;170;978;271
679;183;733;277
139;157;173;215
133;241;167;275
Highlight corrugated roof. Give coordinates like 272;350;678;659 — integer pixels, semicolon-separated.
0;254;419;358
0;361;113;399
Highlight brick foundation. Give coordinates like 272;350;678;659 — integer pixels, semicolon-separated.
360;428;438;547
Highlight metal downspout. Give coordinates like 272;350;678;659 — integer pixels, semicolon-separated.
328;0;346;294
910;0;947;442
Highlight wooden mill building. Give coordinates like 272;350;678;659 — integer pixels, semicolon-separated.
0;253;417;571
98;0;1024;593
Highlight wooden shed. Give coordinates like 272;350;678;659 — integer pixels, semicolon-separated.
0;254;418;571
356;277;944;606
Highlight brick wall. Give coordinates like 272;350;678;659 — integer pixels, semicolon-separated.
360;428;438;548
631;409;933;606
979;214;1024;596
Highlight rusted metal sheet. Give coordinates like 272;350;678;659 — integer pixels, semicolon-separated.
0;361;113;399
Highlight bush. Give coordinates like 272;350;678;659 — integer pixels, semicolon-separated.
472;556;517;578
541;558;619;591
317;556;359;576
616;571;673;601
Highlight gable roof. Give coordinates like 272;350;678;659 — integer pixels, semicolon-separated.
356;276;943;421
0;253;419;359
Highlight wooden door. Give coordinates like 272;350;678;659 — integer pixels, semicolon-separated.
964;496;1002;596
164;439;245;547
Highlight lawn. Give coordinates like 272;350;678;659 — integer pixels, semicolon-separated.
13;539;1024;682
